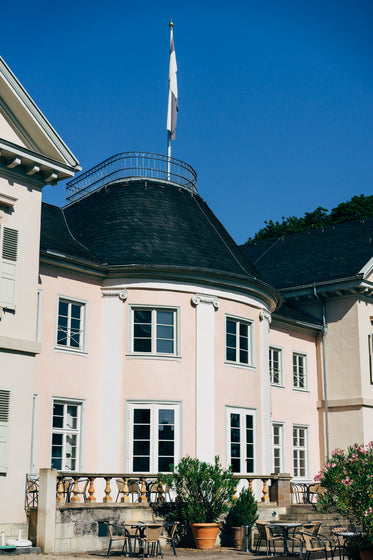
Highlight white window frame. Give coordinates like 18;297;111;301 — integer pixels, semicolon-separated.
0;225;18;310
226;406;256;474
269;346;283;386
225;315;254;367
292;352;308;390
126;402;181;473
292;424;309;479
51;399;84;472
55;296;87;353
128;305;180;358
369;334;373;385
272;422;284;474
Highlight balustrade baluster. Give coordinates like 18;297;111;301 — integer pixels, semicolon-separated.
56;477;65;503
157;481;164;503
140;478;147;502
248;478;254;494
261;478;270;503
70;477;80;502
103;477;113;502
87;477;96;502
122;478;130;502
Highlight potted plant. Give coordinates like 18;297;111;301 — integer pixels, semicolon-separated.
160;456;236;549
226;487;258;549
315;442;373;559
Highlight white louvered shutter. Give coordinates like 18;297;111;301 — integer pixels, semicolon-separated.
369;334;373;384
0;390;10;473
0;226;18;310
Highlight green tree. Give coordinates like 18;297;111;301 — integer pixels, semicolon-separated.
246;194;373;243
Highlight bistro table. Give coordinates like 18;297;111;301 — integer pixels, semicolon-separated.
270;522;303;556
333;530;364;560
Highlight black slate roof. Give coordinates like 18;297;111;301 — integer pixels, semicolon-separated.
41;181;261;281
240;218;373;289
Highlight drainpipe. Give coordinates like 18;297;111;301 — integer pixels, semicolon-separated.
313;286;330;461
321;303;330;460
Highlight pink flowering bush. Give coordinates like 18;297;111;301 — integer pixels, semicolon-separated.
316;442;373;544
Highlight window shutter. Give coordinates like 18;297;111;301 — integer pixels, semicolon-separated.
0;226;18;310
369;335;373;384
0;389;11;473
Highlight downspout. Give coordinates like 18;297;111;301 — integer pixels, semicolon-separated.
314;284;330;460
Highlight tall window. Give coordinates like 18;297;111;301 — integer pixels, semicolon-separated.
293;352;307;389
272;423;284;474
131;308;177;356
226;407;255;473
293;425;308;478
127;403;180;472
269;347;282;385
0;226;18;310
56;298;86;351
226;317;252;366
51;401;82;471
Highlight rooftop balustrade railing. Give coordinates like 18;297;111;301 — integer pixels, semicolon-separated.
66;152;197;203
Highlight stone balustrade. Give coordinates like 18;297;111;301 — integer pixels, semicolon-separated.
51;471;291;506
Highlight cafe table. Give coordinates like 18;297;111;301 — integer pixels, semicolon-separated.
269;522;303;556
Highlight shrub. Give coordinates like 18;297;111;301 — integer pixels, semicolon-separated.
227;487;258;527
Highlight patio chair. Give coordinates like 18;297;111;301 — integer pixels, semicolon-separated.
300;530;336;560
137;524;163;559
289;521;322;555
329;526;349;560
115;478;140;502
255;521;284;556
162;521;179;556
67;478;89;502
104;522;131;558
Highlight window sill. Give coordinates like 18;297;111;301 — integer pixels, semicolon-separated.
224;361;255;371
292;387;310;393
271;383;285;389
126;353;181;361
54;346;88;356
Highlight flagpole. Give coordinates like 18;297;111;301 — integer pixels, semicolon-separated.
167;20;173;178
167;19;177;179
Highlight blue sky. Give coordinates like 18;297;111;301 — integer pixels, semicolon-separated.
2;0;373;243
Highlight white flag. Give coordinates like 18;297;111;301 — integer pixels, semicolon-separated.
167;26;178;140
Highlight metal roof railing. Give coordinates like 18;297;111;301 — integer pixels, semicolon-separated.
66;152;197;203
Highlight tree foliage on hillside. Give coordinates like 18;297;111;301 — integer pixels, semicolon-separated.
246;194;373;243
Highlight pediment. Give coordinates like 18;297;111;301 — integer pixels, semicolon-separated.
0;56;80;184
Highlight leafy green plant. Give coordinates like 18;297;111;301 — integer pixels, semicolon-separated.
160;456;236;524
345;534;373;560
227;487;258;527
315;442;373;548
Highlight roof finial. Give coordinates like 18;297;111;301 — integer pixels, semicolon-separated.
169;19;174;29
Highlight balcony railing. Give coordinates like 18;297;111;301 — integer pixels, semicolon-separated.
66;152;198;203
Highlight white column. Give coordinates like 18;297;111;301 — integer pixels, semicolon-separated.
259;309;272;473
97;288;128;471
192;294;219;463
36;468;57;552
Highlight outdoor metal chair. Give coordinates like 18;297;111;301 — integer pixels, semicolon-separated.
289;521;322;555
329;526;349;560
300;530;336;560
115;478;140;502
137;524;163;558
162;521;179;556
255;521;284;555
104;522;131;558
67;478;89;502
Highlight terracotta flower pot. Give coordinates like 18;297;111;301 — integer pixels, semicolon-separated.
360;550;373;560
232;526;243;549
190;522;220;550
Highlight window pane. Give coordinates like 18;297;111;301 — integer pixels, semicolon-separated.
239;323;248;337
226;320;236;334
231;459;240;473
159;425;174;440
231;443;240;458
51;457;62;470
240;350;249;364
157;325;173;339
226;347;236;361
53;404;64;427
134;310;151;323
156;339;174;353
157;311;173;326
230;413;240;428
246;458;254;473
71;304;81;319
134;338;152;352
159;441;174;456
133;440;150;455
66;406;78;429
134;424;150;439
58;301;68;316
226;334;236;348
246;415;253;429
159;409;174;425
134;324;152;337
158;456;173;472
134;409;150;423
133;456;149;472
239;335;248;351
231;428;240;442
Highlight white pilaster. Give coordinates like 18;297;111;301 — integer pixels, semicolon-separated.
192;294;219;463
97;288;128;471
259;309;272;474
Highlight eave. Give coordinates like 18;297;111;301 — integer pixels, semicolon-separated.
280;276;373;304
271;313;322;335
40;251;106;279
0;138;79;185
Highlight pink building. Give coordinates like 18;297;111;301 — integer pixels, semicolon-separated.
1;54;372;540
